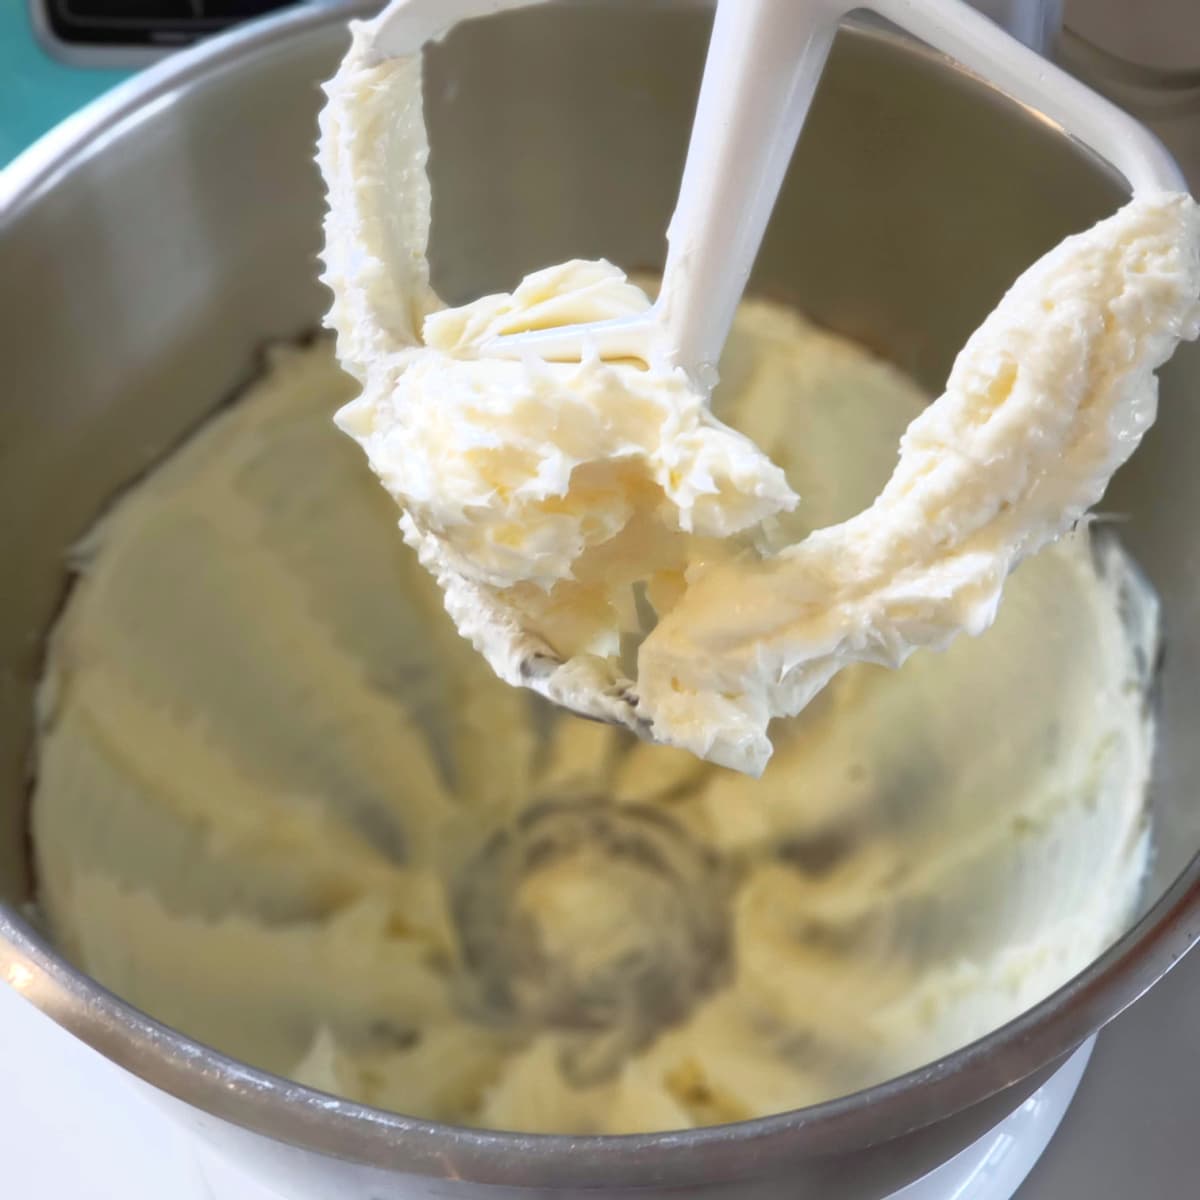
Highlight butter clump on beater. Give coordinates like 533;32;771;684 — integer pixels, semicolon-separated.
319;18;1200;775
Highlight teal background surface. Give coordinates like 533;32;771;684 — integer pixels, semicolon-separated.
1;3;132;165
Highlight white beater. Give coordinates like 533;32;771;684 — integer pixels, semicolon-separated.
364;0;1183;383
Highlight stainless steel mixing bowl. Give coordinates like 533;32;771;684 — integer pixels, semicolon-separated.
2;3;1199;1197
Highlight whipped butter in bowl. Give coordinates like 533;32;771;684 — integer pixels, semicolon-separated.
31;300;1159;1133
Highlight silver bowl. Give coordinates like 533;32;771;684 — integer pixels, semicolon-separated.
2;3;1199;1196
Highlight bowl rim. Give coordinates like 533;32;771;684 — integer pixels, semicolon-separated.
3;0;1199;1189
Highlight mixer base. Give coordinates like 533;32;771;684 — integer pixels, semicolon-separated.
0;974;1092;1199
890;1038;1094;1199
193;1039;1097;1199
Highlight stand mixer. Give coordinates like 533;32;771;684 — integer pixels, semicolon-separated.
3;2;1199;1199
